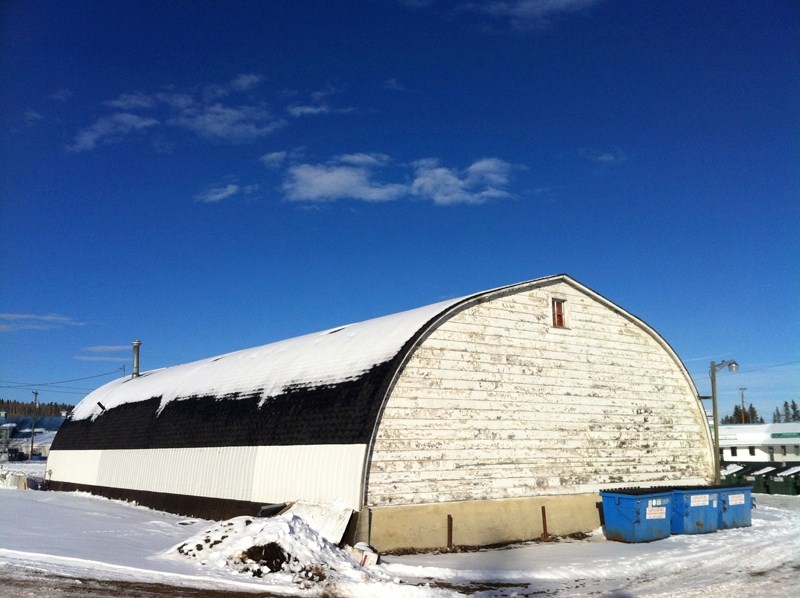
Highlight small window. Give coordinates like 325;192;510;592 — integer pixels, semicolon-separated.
781;445;787;456
748;446;755;456
794;445;800;456
730;447;738;457
552;298;566;328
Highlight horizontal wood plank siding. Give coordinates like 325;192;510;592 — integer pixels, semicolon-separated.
367;282;711;506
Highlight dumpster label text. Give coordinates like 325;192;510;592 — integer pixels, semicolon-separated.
690;494;709;507
645;499;667;520
729;493;745;505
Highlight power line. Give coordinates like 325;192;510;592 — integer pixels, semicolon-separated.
0;366;125;389
739;360;800;374
0;387;90;396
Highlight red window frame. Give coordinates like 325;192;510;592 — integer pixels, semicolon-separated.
552;299;566;328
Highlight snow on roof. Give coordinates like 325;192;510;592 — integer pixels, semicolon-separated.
70;296;465;421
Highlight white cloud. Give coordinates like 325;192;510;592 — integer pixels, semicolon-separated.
23;109;44;125
310;86;341;103
286;87;354;118
287;104;331;117
284;163;407;202
66;75;355;152
334;153;391;166
170;103;285;143
67;75;288;151
194;183;240;203
260;151;288;168
280;153;516;205
230;73;263;92
412;158;514;205
155;92;195;110
104;92;156;110
582;146;628;166
67;113;158;152
74;355;130;362
383;78;407;91
466;157;513;186
462;0;601;28
0;313;84;333
84;345;129;353
50;88;73;101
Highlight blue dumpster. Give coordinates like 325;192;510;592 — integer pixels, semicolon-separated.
600;489;672;543
671;487;719;534
717;486;753;529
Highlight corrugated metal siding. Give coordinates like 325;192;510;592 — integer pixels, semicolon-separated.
47;449;102;486
367;282;712;507
251;444;366;508
96;446;258;500
49;443;367;510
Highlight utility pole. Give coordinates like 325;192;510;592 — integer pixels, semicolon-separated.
739;387;747;424
30;390;39;460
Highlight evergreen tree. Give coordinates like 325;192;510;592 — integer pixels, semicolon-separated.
722;403;765;425
784;401;792;422
791;399;800;422
773;407;782;423
0;399;72;417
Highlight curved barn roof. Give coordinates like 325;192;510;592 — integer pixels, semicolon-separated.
70;295;463;422
50;274;709;524
57;274;697;455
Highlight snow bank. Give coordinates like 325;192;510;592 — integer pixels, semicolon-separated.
167;513;454;596
0;470;27;489
169;513;368;587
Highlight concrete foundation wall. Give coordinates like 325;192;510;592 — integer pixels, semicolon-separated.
364;493;601;552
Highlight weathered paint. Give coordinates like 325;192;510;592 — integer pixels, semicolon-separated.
367;280;712;508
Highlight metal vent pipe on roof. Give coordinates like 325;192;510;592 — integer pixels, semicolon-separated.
132;340;142;378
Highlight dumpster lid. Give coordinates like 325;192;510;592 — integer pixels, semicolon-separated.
775;465;800;477
749;466;777;476
600;487;673;496
721;464;745;475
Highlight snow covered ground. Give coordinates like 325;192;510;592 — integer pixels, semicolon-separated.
1;462;798;597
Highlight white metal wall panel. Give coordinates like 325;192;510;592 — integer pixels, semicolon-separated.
368;282;712;506
47;449;102;486
48;444;367;510
96;446;258;500
251;444;366;509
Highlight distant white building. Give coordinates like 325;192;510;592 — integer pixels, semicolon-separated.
719;423;800;463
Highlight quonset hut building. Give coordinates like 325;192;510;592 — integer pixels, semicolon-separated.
49;275;713;550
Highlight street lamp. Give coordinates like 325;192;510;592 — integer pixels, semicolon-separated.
710;359;739;485
30;390;39;461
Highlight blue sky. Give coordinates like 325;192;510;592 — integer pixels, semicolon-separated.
1;0;798;419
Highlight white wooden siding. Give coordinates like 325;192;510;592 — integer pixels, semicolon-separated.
367;282;711;506
49;444;366;510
